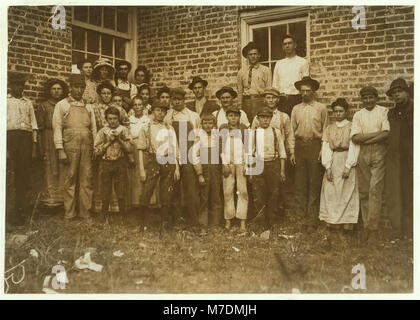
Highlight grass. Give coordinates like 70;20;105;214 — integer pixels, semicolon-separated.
4;205;413;294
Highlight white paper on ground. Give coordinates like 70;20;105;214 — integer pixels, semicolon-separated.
75;252;103;272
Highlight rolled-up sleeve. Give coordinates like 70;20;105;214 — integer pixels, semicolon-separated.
350;112;361;138
381;108;390;131
276;129;287;159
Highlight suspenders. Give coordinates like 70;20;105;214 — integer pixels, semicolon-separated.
253;127;279;159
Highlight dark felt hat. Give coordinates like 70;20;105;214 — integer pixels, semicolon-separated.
386;78;410;97
360;86;378;97
188;76;208;90
8;71;31;84
242;41;260;58
69;74;86;86
170;87;186;98
115;60;132;72
226;105;241;115
294;76;320;92
257;106;274;117
216;86;237;99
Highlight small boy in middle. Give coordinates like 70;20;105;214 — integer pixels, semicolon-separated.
94;107;134;223
192;113;223;229
250;107;287;229
219;105;249;231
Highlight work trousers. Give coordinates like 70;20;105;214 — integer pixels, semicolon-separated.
252;159;282;226
7;130;33;224
357;143;386;231
223;164;248;220
294;138;323;225
198;164;223;227
99;158;127;204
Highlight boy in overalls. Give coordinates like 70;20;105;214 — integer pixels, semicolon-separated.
53;74;97;220
249;107;287;230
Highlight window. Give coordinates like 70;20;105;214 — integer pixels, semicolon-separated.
71;6;136;73
240;7;310;74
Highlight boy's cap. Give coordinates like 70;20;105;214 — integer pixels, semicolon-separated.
386;78;410;97
360;86;378;97
226;105;241;115
170;87;186;98
263;88;280;97
69;74;86;86
151;100;170;110
257;107;274;117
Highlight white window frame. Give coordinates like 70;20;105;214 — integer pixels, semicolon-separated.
240;6;310;69
71;6;138;79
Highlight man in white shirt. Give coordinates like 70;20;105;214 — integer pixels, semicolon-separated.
351;86;390;243
272;34;309;116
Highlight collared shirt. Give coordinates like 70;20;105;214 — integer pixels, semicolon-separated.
94;125;131;161
219;123;248;165
129;115;150;140
272;55;309;95
164;107;201;129
290;100;328;153
83;78;98;104
350;105;390;138
191;129;222;167
195;97;207;116
116;79;138;99
237;63;272;100
137;121;179;161
7;94;38;132
251;108;294;153
252;127;287;161
212;107;250;129
52;96;97;149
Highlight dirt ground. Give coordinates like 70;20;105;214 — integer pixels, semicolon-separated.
4;204;413;294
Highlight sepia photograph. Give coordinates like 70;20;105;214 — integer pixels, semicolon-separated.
3;3;414;296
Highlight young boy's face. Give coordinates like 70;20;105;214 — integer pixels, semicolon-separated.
100;88;113;104
50;83;63;100
361;93;377;110
132;99;143;117
153;107;167;122
112;95;123;107
202;119;215;133
227;112;240;127
258;115;272;128
106;113;120;129
70;83;85;100
264;94;278;109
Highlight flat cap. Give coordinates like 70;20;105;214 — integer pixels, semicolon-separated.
263;88;280;97
69;74;86;86
386;78;410;97
170;87;186;98
257;107;274;117
226;105;241;115
360;86;378;97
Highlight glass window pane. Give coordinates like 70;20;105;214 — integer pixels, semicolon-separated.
271;24;287;60
289;21;307;58
87;30;99;53
89;6;102;26
117;10;128;33
87;53;99;64
72;26;85;51
115;38;126;59
74;6;88;22
252;27;268;62
104;7;116;30
101;34;113;56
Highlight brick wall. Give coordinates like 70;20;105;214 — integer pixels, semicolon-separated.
310;5;414;113
8;6;72;103
137;6;242;102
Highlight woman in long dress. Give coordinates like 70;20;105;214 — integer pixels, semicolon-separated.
319;98;360;230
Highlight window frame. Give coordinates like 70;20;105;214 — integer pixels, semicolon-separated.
71;6;138;78
240;6;310;69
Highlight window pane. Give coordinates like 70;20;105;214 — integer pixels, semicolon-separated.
87;53;100;64
252;27;268;62
72;26;85;51
101;34;113;56
87;30;99;53
289;21;307;57
104;7;115;30
117;10;128;33
89;6;102;26
74;6;88;22
271;24;287;60
115;38;126;59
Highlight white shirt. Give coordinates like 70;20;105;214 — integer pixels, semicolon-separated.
272;55;309;95
212;108;250;129
350;105;390;137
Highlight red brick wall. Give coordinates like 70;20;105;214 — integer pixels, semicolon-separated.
137;6;242;102
8;6;72;103
309;6;414;112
